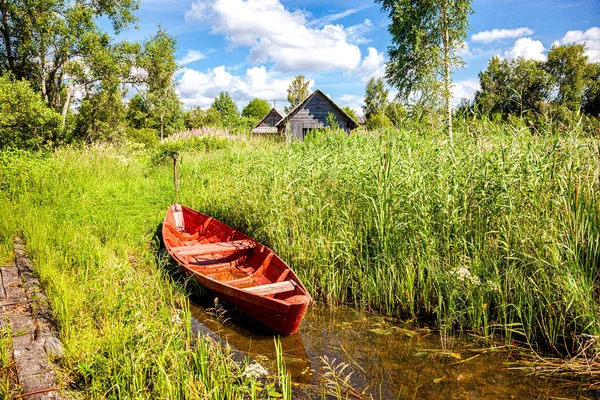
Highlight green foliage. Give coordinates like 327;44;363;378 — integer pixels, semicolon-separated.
342;106;357;121
185;106;206;129
0;74;60;149
363;77;389;120
546;44;588;111
325;112;339;129
0;0;139;125
73;90;127;143
377;0;473;140
136;28;184;138
285;75;311;113
126;93;150;129
475;56;553;118
211;92;239;127
242;98;271;120
365;110;393;130
125;127;159;148
151;135;230;164
583;63;600;116
386;103;407;127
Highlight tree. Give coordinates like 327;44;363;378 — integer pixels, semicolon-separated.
342;106;358;121
0;73;60;149
286;75;310;112
325;112;339;129
242;98;271;120
546;44;588;111
474;57;553;118
583;63;600;116
363;77;389;120
211;92;239;127
376;0;473;143
386;102;407;127
137;28;183;139
0;0;139;129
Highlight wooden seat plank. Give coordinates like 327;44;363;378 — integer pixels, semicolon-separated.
172;240;254;256
242;281;296;296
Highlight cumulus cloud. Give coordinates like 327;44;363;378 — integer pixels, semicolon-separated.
451;79;480;107
505;37;547;61
356;47;386;81
472;27;534;43
178;50;206;65
177;65;297;109
337;94;364;115
552;27;600;62
185;0;363;72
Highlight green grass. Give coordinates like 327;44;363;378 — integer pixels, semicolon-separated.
0;144;290;398
0;125;598;396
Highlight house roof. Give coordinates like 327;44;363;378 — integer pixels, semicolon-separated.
250;126;278;134
275;89;359;129
357;116;367;125
253;108;286;129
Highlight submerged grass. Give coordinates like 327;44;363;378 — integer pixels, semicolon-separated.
0;125;598;395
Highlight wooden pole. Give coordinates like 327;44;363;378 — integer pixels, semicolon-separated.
173;155;179;205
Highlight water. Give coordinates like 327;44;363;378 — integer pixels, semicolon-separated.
189;299;580;399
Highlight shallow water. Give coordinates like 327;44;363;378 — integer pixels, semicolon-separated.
189;300;580;399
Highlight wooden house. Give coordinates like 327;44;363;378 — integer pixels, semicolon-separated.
250;108;285;134
275;90;359;138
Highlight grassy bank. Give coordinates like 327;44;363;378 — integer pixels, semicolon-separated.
0;126;598;395
0;146;291;399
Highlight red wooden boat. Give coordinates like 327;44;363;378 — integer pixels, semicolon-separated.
163;204;312;334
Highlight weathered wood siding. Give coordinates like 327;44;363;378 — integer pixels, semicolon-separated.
257;109;283;127
282;92;353;138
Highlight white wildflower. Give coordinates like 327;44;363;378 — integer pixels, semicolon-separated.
241;362;268;380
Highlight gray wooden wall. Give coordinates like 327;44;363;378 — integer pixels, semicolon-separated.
283;92;353;139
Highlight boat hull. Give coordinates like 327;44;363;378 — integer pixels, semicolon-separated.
163;204;312;335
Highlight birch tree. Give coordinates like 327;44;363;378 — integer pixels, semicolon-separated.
376;0;473;143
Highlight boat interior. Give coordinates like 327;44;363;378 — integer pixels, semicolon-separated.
163;205;300;299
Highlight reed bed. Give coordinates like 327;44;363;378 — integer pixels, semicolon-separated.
175;128;600;352
0;125;598;395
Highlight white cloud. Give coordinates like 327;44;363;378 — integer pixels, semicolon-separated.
356;47;386;81
337;94;364;115
451;79;479;107
178;50;206;65
186;0;363;72
552;27;600;62
177;65;297;109
472;27;534;44
345;19;373;45
505;37;547;61
309;8;362;27
457;41;472;57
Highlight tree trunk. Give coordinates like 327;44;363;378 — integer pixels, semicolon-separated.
61;82;73;130
442;2;453;145
0;5;15;72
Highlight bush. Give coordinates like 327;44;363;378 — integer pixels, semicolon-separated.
126;127;159;148
151;135;231;164
0;74;60;149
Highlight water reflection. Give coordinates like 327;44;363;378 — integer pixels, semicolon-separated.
190;299;578;399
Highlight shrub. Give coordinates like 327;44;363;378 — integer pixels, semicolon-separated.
0;74;60;149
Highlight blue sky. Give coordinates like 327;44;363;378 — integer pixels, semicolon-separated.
120;0;600;114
